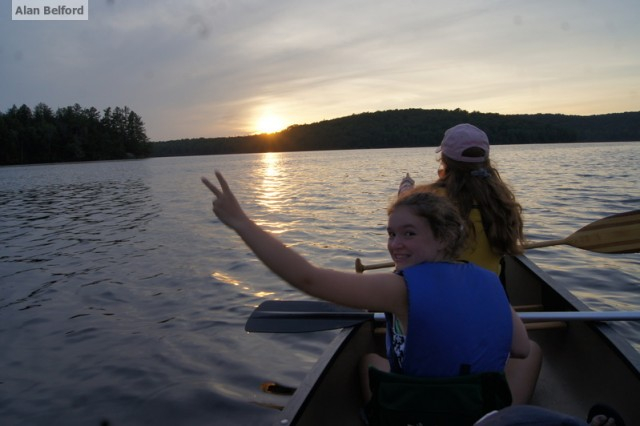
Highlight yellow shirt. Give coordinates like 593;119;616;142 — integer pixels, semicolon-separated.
461;207;502;275
433;188;502;275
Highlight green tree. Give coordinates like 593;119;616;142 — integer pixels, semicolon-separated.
0;102;151;165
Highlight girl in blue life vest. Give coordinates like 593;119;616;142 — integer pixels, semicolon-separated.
397;123;543;404
202;171;530;403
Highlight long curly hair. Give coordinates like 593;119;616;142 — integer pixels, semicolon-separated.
388;191;468;261
422;153;524;256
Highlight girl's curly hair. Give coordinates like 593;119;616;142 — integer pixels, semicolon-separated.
422;154;525;256
388;191;468;261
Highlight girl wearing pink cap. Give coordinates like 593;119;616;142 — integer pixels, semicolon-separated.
398;123;542;405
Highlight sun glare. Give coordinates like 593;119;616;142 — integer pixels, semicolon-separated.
256;114;286;134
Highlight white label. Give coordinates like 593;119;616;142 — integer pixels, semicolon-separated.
12;0;89;21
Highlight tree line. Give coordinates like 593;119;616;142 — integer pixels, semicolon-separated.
152;108;640;158
3;106;637;164
0;103;151;165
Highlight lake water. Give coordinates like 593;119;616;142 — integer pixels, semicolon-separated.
1;142;639;425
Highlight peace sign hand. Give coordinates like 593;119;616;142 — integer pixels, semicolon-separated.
201;171;249;229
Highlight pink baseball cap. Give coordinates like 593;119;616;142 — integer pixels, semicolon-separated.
435;123;490;163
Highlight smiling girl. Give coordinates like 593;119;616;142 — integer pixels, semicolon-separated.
202;171;530;421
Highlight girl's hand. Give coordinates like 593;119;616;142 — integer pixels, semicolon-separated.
398;173;415;195
201;171;249;229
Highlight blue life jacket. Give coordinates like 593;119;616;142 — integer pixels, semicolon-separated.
385;262;512;377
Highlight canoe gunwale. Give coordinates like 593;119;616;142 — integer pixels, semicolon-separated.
508;255;640;376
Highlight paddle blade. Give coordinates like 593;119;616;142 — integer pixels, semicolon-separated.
245;300;373;333
566;210;640;253
524;210;640;253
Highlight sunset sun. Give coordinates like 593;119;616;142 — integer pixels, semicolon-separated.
256;114;287;134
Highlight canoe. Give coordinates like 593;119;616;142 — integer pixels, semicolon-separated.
271;255;640;425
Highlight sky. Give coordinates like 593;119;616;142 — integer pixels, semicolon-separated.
2;0;639;141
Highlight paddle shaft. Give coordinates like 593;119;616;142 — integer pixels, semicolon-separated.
522;238;569;249
251;310;640;323
356;209;640;272
246;301;640;332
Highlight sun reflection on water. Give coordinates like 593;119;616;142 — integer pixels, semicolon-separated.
256;152;287;213
262;152;281;177
211;271;242;287
211;271;276;299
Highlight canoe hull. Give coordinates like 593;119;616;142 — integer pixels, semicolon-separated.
274;255;640;425
504;255;640;422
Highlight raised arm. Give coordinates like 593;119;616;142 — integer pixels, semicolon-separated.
201;171;406;314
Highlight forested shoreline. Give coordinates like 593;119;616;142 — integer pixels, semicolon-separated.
152;109;640;158
0;103;151;165
2;106;638;165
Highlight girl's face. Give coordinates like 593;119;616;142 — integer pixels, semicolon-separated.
387;205;445;271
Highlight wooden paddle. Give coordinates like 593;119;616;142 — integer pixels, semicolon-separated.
245;300;640;333
523;209;640;253
355;209;640;272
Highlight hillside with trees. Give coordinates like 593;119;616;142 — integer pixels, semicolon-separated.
2;106;637;164
152;109;640;158
0;103;151;165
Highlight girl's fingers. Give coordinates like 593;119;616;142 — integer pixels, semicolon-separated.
202;172;234;201
201;177;221;197
215;171;231;193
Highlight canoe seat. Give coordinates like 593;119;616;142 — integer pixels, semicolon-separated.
365;367;511;426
